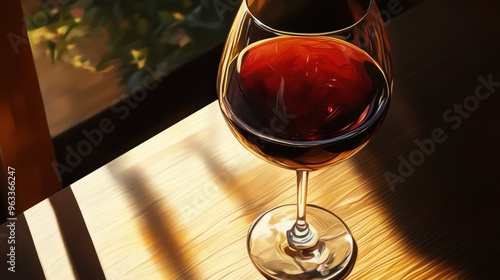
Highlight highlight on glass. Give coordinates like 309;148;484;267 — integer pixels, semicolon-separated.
217;0;392;278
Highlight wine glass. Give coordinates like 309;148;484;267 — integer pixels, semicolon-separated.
217;0;392;279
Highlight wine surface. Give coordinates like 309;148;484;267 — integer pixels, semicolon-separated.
221;36;390;169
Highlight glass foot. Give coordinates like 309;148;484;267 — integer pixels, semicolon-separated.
247;204;356;280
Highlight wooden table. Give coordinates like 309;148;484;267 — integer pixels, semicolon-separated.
2;0;500;279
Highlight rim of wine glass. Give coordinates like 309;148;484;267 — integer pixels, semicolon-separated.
243;0;375;36
224;0;389;148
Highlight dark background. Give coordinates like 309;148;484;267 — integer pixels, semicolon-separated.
52;0;426;187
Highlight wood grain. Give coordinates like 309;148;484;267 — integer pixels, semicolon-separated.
22;102;469;279
9;0;500;279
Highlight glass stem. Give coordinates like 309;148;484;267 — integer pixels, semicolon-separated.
287;170;318;250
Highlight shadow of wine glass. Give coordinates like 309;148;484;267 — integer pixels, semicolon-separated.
183;122;361;279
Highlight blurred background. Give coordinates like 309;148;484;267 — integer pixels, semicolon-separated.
19;0;424;186
21;0;237;136
21;0;423;136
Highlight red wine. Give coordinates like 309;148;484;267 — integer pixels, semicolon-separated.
220;37;390;169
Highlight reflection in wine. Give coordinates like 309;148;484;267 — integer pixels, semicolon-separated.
221;37;390;170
